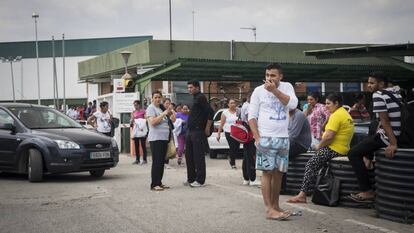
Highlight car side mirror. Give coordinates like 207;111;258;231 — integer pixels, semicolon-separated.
0;123;16;132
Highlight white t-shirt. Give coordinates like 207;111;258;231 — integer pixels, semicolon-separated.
248;82;298;138
222;109;239;133
93;111;111;133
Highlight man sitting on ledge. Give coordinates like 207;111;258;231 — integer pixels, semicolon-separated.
348;72;402;203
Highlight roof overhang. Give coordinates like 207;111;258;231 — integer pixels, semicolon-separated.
136;58;414;84
304;43;414;73
304;43;414;59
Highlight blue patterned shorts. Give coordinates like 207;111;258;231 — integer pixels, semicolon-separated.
255;137;289;172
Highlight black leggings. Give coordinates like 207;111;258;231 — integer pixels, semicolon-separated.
149;140;168;189
225;132;240;166
242;140;256;181
133;137;147;162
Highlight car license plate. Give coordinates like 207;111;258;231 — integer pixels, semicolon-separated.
90;151;111;159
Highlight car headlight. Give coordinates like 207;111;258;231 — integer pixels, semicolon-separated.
54;140;80;149
111;138;118;148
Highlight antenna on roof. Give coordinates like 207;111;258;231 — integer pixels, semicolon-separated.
240;26;256;42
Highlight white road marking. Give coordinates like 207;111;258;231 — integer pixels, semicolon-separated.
210;183;327;215
344;219;399;233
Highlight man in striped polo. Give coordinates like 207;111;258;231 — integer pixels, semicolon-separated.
348;71;402;203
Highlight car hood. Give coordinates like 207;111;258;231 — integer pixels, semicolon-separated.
31;128;111;144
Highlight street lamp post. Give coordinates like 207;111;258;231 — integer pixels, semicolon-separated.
120;51;132;89
32;12;41;105
1;56;22;102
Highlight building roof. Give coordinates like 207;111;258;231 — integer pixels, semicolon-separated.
137;57;413;83
0;35;153;58
304;43;414;59
77;40;414;88
78;40;396;80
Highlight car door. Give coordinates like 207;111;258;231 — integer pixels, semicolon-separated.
0;108;18;168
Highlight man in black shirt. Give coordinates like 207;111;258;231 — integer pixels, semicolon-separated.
185;80;213;187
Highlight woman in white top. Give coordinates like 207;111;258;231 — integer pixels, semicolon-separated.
217;99;240;169
87;101;112;137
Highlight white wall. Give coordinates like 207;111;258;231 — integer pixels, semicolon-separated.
0;56;98;102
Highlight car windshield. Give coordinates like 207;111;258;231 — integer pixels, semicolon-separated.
8;106;83;129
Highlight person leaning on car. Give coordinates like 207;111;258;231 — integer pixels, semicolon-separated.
87;101;112;137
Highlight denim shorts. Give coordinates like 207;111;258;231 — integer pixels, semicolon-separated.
255;137;289;172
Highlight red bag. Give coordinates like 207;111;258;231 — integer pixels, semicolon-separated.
230;120;253;144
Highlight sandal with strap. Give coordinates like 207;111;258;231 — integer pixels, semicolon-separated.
151;186;164;191
161;184;170;189
266;212;290;221
349;193;374;203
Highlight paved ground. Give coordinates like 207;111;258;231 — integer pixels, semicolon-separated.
0;154;412;233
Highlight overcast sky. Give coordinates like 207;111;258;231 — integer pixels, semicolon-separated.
0;0;413;44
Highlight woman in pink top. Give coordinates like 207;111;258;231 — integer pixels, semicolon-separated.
304;92;330;149
131;100;147;164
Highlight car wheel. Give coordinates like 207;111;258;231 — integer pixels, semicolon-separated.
209;149;218;159
89;170;105;178
28;148;43;182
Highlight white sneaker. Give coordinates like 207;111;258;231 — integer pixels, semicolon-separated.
164;164;172;169
249;180;261;186
242;180;250;186
189;181;204;188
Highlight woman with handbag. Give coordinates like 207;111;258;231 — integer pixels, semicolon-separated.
146;91;172;191
131;100;147;165
287;93;354;203
217;99;240;169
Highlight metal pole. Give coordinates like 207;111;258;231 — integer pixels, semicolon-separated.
192;10;195;40
52;36;56;108
54;40;59;109
33;13;41;105
10;61;16;102
62;33;66;112
169;0;173;52
253;27;257;42
20;60;23;99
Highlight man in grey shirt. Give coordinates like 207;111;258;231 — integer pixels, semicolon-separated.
288;108;311;154
281;108;311;192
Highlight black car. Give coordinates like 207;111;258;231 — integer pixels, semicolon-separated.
0;103;119;182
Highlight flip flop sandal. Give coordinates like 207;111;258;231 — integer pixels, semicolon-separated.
161;184;170;189
151;186;164;191
349;193;374;203
266;212;290;221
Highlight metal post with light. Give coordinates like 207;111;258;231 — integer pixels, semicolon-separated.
120;51;133;89
32;12;41;105
1;56;22;102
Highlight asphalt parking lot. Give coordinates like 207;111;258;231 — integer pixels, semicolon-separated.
0;154;411;233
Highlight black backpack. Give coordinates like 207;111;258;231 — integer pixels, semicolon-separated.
381;90;414;148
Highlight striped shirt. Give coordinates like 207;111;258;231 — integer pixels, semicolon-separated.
372;87;402;144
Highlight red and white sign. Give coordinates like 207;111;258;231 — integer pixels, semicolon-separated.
113;79;125;93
